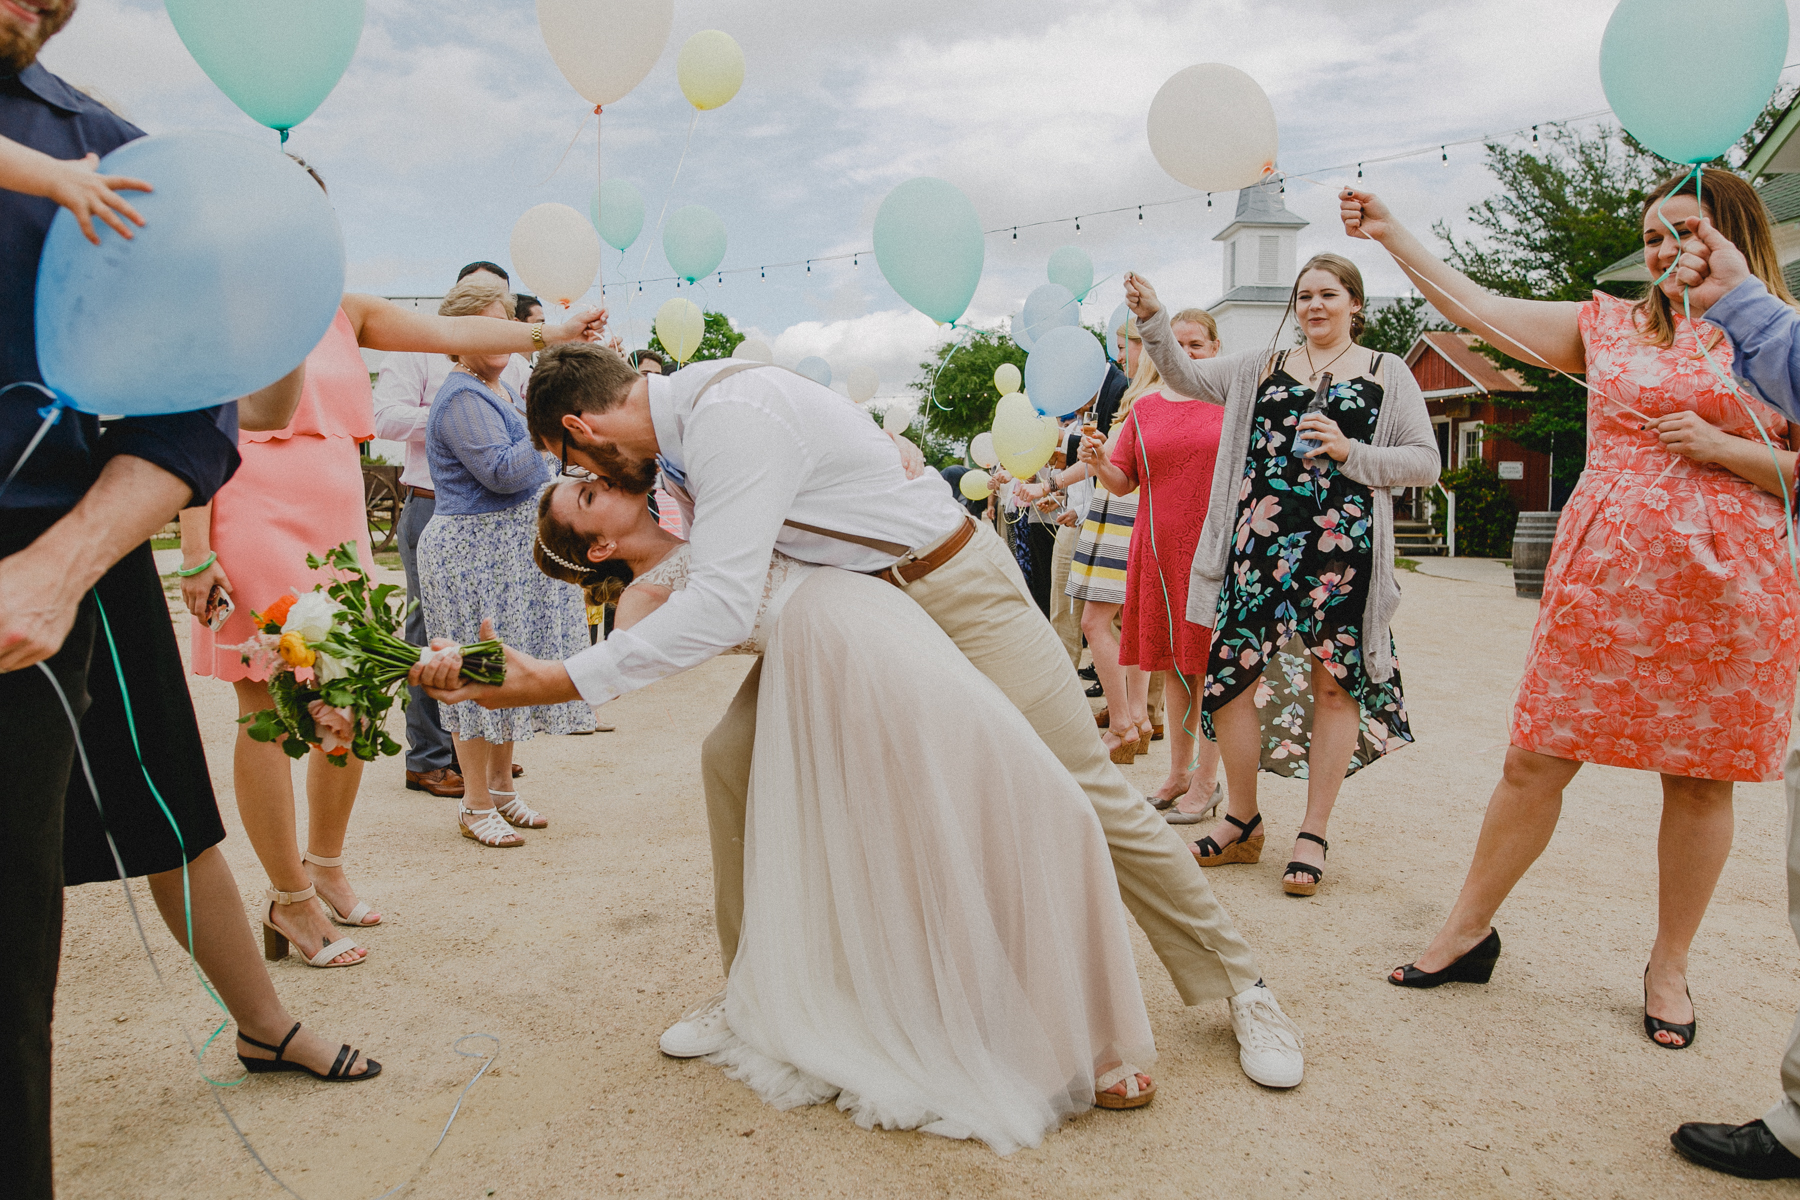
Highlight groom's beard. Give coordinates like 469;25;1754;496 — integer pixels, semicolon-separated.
586;443;659;496
0;0;77;75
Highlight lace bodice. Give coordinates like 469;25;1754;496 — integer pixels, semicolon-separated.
628;544;814;655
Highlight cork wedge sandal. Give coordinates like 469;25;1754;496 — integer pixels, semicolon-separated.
1191;811;1264;867
1094;1064;1156;1110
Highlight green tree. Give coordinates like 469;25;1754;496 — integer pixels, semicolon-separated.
1435;459;1519;556
908;326;1027;444
648;309;744;364
1361;295;1452;358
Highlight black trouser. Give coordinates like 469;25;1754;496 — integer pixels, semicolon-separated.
0;508;94;1200
1021;520;1056;618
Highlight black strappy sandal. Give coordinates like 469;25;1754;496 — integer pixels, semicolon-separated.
1191;811;1264;866
238;1022;382;1082
1282;832;1329;896
1643;968;1697;1050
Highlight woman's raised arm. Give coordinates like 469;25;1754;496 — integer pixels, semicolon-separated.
1340;188;1586;376
339;293;606;355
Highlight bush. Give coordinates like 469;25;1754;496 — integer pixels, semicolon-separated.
1435;459;1519;557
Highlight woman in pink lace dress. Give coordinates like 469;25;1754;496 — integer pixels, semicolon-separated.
1345;169;1800;1048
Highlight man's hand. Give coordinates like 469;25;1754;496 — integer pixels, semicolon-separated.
1122;272;1162;322
409;618;581;709
0;538;88;673
1658;216;1751;317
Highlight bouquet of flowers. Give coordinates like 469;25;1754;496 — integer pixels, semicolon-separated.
234;541;505;764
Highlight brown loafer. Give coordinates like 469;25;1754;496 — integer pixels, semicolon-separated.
1150;724;1164;741
406;767;464;798
511;763;524;778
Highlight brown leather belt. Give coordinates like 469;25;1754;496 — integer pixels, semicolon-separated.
878;516;976;588
405;485;435;500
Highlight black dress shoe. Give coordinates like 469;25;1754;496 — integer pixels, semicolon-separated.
1078;665;1098;682
1671;1120;1800;1180
1085;681;1105;698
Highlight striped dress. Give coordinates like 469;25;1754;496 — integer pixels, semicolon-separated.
1065;487;1137;605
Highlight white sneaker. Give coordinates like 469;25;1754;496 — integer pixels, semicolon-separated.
659;990;731;1058
1228;982;1304;1089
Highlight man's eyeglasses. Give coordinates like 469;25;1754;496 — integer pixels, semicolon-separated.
558;428;596;481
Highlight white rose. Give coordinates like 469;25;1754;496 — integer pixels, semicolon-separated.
282;592;342;642
313;649;350;683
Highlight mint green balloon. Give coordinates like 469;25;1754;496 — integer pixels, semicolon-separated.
874;178;984;325
591;179;645;252
663;204;726;282
166;0;365;136
1047;245;1093;302
1600;0;1787;164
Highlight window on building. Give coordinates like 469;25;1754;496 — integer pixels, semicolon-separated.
1226;241;1236;290
1458;421;1485;466
1258;235;1279;283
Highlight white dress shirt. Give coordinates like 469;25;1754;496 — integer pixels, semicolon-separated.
372;351;532;489
563;359;966;705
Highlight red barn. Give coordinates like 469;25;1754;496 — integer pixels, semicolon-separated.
1405;332;1553;512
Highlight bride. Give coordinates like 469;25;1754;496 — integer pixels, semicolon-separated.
530;475;1157;1154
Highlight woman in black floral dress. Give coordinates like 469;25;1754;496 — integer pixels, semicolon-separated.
1126;255;1439;898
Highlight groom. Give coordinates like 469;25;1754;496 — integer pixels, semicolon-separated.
415;344;1306;1089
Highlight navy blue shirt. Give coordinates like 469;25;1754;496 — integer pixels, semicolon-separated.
1;63;238;512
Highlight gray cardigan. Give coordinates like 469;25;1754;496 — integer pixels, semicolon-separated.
1139;308;1441;683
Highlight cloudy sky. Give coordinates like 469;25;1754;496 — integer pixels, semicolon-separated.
39;0;1800;403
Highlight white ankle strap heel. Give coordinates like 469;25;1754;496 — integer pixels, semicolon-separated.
301;852;380;927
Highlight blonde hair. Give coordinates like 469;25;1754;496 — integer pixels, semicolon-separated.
1171;307;1219;346
1635;167;1796;348
1114;337;1164;431
438;275;513;360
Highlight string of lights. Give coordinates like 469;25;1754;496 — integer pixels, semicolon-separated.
599;62;1800;297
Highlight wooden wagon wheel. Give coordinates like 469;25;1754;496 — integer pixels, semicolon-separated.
363;467;401;553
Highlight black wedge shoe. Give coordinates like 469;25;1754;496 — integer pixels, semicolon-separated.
1388;928;1501;988
238;1022;382;1082
1191;811;1263;866
1282;832;1328;897
1644;968;1697;1049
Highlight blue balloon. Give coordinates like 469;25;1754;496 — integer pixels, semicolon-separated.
663;204;727;282
166;0;365;136
872;177;984;325
591;178;645;252
1107;302;1131;352
35;131;345;417
1047;245;1094;301
795;356;831;386
1017;283;1078;353
1024;325;1108;420
1600;0;1787;164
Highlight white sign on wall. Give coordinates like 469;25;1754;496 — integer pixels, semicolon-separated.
1498;461;1524;480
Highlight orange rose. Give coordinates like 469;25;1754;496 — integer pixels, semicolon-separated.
277;631;315;668
260;593;299;627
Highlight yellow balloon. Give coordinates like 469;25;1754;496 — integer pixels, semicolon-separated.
994;362;1022;395
677;30;744;111
959;469;992;501
992;393;1053;477
654;297;705;363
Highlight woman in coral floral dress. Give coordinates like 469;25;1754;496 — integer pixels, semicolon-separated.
1346;169;1800;1048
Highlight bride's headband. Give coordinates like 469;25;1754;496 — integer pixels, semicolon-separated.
537;536;589;574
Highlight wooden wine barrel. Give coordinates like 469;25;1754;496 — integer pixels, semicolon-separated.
1511;511;1562;599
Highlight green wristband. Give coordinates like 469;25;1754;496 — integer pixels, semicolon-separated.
175;551;217;577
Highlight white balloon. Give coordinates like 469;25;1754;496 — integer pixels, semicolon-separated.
969;431;997;468
536;0;674;107
1146;64;1279;192
883;405;913;436
731;338;773;363
845;365;879;404
509;203;601;305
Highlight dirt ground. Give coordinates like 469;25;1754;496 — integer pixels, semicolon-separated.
50;566;1800;1198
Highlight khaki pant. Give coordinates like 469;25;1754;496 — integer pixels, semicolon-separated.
701;521;1263;1005
1049;523;1083;668
1762;744;1800;1155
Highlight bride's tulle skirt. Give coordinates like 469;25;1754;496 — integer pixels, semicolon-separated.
709;568;1154;1155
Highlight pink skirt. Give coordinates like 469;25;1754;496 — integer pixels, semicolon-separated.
189;433;371;681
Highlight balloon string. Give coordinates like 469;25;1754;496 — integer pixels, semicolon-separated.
927;323;975;413
537;106;597;187
0;383;63;506
632;109;701;300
